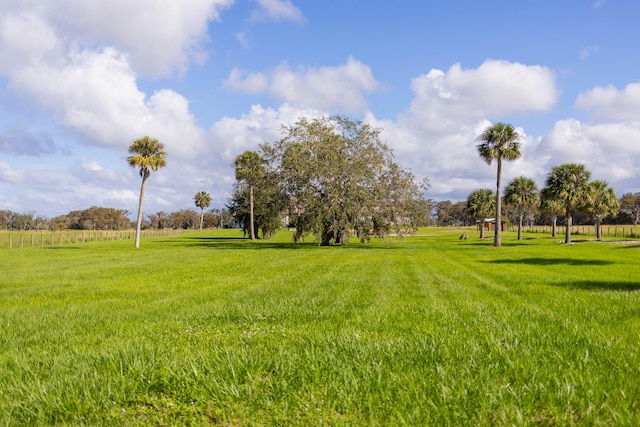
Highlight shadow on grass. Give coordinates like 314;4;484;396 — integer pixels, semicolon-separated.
554;280;640;291
482;257;614;266
154;236;406;250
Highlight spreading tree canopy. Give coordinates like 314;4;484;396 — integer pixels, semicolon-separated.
261;116;425;245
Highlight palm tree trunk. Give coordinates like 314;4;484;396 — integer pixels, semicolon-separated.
199;208;204;231
249;185;256;240
495;159;502;247
551;216;557;238
134;173;148;248
565;212;572;244
517;214;523;240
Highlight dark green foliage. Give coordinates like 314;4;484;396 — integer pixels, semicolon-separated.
262;116;425;245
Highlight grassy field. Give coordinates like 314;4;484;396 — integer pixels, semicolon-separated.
1;228;639;426
0;228;186;249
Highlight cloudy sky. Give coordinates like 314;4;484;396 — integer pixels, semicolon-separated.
1;0;639;218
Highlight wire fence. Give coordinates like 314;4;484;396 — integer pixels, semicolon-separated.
0;229;189;249
506;224;638;239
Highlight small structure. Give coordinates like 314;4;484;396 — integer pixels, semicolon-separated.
477;218;507;232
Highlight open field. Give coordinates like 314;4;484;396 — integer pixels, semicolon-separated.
1;228;639;425
0;229;186;250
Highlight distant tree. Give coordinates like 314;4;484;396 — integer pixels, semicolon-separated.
619;192;640;226
0;210;13;229
263;116;424;245
584;180;619;239
233;151;265;241
194;191;212;231
476;122;522;247
540;189;565;238
466;189;496;239
148;211;170;230
12;212;33;231
127;136;167;248
201;211;219;229
504;176;539;240
209;208;232;229
435;200;454;226
542;163;591;244
169;209;199;229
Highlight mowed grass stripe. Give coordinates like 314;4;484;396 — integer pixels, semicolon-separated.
1;228;639;425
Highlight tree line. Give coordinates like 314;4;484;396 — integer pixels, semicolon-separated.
2;118;638;248
0;207;232;232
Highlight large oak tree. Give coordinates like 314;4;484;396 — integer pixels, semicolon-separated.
262;116;424;245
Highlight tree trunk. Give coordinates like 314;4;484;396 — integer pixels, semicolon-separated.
596;219;602;240
199;208;204;231
134;173;148;249
565;212;572;244
517;214;523;240
494;158;502;247
479;219;485;239
551;216;557;238
249;185;256;240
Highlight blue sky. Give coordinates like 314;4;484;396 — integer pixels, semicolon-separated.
1;0;639;218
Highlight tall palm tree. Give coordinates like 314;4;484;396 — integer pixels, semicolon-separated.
543;163;591;244
504;176;539;240
194;191;212;231
540;188;565;238
466;188;496;239
476;122;522;247
127;136;167;248
585;180;619;239
233;150;264;241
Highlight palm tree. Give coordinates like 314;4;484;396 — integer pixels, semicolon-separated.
543;163;591;244
504;176;539;240
540;188;565;238
476;122;522;247
127;136;167;248
194;191;212;231
466;188;496;239
584;180;619;240
233;150;264;241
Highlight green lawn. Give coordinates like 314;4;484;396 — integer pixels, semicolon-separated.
1;228;639;426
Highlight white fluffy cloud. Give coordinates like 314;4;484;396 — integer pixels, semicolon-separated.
536;119;640;182
409;60;557;126
366;60;558;199
0;0;234;77
575;82;640;122
251;0;305;23
1;16;206;158
224;57;381;113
